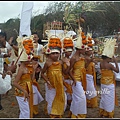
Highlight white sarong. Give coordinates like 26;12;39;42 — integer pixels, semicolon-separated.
16;96;30;118
64;79;73;100
70;81;87;116
86;74;97;99
45;83;67;114
99;84;115;112
32;85;44;105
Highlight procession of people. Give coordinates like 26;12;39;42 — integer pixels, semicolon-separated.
0;24;119;118
0;2;120;119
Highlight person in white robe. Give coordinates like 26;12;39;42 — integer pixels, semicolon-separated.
99;38;119;118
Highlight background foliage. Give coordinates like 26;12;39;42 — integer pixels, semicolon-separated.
0;1;120;44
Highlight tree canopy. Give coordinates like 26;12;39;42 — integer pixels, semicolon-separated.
1;1;120;42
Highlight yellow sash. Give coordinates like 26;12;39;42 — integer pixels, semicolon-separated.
15;65;34;118
72;58;87;91
46;62;65;115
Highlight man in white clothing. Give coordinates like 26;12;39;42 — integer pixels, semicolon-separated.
0;63;16;110
0;64;16;93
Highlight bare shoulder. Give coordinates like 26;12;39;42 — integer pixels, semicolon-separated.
99;61;104;69
71;55;76;61
44;60;49;66
59;60;63;65
16;64;24;75
70;56;76;66
45;60;49;64
45;59;54;67
18;64;24;71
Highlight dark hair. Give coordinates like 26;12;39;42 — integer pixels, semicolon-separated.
4;62;7;64
35;64;42;81
32;32;43;44
75;47;79;50
92;34;97;38
32;32;38;36
37;64;41;69
75;47;84;51
0;31;7;40
22;34;28;37
101;55;110;59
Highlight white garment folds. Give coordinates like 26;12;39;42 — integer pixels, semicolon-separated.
70;81;87;116
45;83;67;115
86;74;97;99
16;85;44;118
100;84;115;112
0;74;12;94
64;79;73;100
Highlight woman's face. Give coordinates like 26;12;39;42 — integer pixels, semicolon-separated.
35;65;41;73
33;34;39;43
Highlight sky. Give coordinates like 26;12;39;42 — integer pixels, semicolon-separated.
0;1;77;23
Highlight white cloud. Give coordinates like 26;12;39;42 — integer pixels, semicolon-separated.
0;1;78;23
0;1;50;23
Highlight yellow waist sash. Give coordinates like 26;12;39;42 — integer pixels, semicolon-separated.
100;69;114;85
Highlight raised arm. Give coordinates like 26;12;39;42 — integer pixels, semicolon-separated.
110;56;119;73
